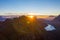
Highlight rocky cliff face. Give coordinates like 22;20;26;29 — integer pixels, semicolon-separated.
50;15;60;30
52;15;60;22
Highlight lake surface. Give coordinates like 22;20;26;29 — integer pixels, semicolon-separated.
45;24;56;31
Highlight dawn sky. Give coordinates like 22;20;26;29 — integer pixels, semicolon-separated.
0;0;60;15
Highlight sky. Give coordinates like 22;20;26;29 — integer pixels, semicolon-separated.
0;0;60;15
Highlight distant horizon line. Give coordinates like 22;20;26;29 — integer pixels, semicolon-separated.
0;13;59;16
0;14;59;16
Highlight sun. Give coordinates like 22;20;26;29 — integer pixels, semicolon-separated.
27;13;36;19
27;15;34;22
27;15;34;19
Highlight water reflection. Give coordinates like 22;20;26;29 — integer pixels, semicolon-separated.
45;24;56;31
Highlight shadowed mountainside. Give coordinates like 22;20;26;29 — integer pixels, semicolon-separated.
0;15;47;40
0;15;60;40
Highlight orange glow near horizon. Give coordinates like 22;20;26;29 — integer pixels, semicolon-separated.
37;15;49;19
